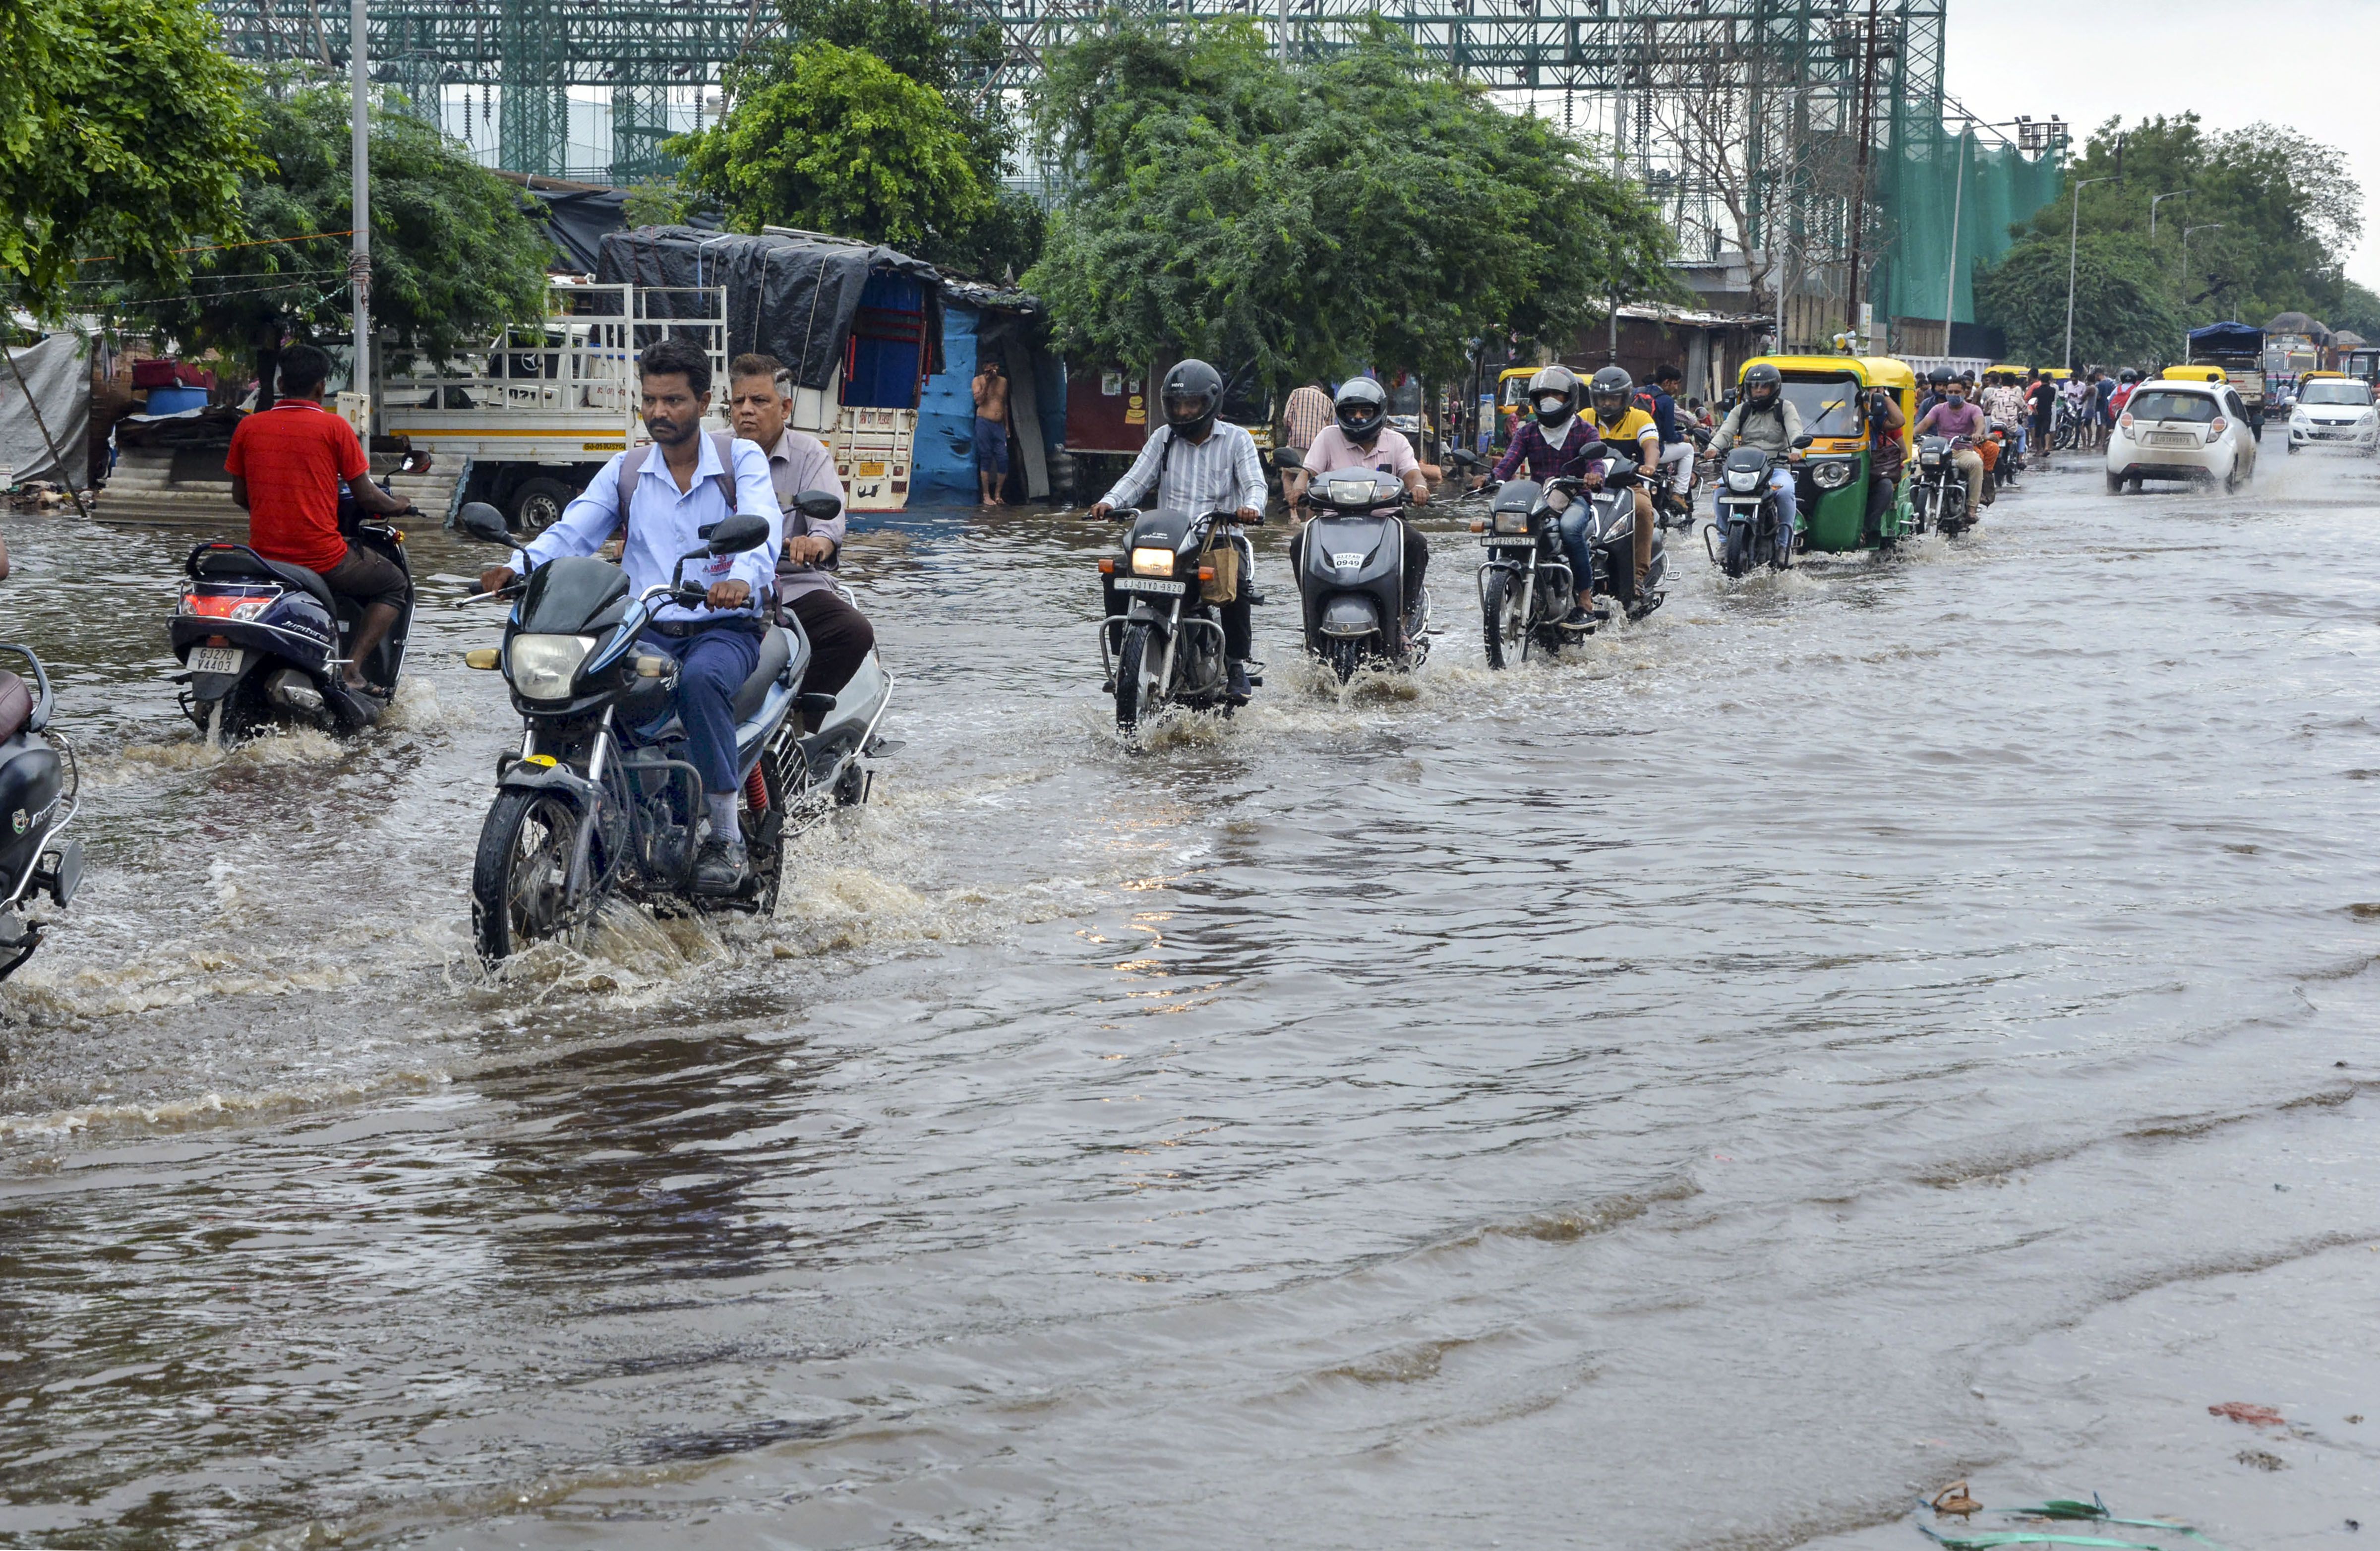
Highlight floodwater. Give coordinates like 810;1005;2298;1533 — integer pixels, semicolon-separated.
2;441;2377;1550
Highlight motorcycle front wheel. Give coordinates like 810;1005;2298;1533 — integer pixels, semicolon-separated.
1481;568;1522;670
1325;636;1365;684
472;787;586;962
1723;520;1752;578
1114;623;1162;732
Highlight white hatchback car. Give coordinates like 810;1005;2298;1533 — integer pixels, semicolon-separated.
2286;374;2380;453
2105;378;2259;493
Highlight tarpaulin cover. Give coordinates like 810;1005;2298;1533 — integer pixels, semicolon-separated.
2189;321;2264;352
595;227;943;391
526;189;717;276
0;333;90;488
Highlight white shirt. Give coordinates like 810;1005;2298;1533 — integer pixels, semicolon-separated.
516;433;784;625
1100;422;1267;523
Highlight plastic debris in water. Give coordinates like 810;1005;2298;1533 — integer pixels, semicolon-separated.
2206;1401;2285;1427
1914;1489;2234;1551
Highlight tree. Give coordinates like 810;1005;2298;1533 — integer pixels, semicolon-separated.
1026;18;1676;389
0;0;261;316
1973;235;2184;366
112;81;552;396
667;40;990;250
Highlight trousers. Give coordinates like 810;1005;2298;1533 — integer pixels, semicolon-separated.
782;588;876;697
1714;466;1798;529
640;623;761;796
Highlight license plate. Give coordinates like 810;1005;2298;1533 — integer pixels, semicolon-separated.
857;462;886;477
187;646;244;675
2146;431;2197;447
1485;537;1536;548
1113;576;1186;596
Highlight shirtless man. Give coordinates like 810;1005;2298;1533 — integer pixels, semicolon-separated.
971;359;1010;506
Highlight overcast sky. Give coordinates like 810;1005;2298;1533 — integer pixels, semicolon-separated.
1944;0;2380;288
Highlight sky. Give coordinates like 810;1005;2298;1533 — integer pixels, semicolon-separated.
1945;0;2380;288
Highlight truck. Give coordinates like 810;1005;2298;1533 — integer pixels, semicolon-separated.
2186;321;2269;434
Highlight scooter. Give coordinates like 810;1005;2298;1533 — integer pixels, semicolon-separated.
1281;451;1429;683
0;645;81;983
168;513;414;742
455;499;889;961
1092;502;1250;732
1913;434;1976;536
1709;438;1807;577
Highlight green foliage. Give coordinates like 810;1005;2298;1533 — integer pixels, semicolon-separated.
0;0;262;316
1973;234;2186;366
113;81;551;371
623;177;696;230
667;40;990;249
1026;18;1676;387
2328;280;2380;342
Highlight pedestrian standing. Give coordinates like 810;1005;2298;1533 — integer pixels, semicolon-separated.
971;359;1010;507
1278;377;1332;505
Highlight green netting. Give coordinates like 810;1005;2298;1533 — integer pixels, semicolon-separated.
1880;121;2066;334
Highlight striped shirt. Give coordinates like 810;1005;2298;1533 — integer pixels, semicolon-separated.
1100;422;1267;521
1281;385;1333;450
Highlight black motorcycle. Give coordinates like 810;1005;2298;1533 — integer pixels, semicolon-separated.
1094;503;1251;731
1475;474;1582;669
1572;461;1667;621
1709;439;1807;577
455;496;866;961
168;516;413;742
0;645;81;982
1280;453;1428;683
1913;434;1976;536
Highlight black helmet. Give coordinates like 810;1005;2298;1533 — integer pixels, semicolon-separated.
1743;361;1783;408
1526;364;1581;426
1161;358;1224;439
1927;365;1954;388
1589;365;1634;422
2119;368;2139;383
1333;377;1388;443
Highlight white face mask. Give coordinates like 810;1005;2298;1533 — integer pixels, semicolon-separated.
1536;396;1568;418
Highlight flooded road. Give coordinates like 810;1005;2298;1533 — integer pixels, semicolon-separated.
3;443;2378;1548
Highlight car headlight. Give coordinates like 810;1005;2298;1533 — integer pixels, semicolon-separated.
1130;546;1175;578
1492;509;1530;535
1810;459;1852;490
2291;412;2311;426
508;633;595;702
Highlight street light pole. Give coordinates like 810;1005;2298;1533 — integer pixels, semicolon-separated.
2063;175;2116;372
1941;124;1968;357
350;0;372;436
2148;188;2190;244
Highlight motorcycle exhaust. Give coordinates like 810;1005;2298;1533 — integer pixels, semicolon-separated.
266;668;324;714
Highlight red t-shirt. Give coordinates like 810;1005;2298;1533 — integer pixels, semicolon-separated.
223;399;367;572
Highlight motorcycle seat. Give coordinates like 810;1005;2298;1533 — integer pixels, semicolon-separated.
0;672;28;743
731;626;794;723
193;547;337;613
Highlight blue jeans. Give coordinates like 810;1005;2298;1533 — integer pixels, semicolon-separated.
640;624;761;795
1555;504;1599;597
1714;467;1798;530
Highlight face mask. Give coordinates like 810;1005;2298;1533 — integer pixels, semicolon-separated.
1536;397;1567;418
1947;393;1965;406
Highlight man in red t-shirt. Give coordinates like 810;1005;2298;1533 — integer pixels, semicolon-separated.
224;344;417;694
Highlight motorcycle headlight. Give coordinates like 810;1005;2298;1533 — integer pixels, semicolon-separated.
1810;459;1852;490
508;633;596;702
1726;469;1759;492
1920;449;1945;466
1130;546;1175;578
1492;509;1530;535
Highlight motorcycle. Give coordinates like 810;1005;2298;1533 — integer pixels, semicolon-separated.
168;513;414;742
1912;434;1977;536
1473;473;1583;669
1709;437;1809;577
0;645;81;983
1279;450;1429;683
1093;502;1251;732
454;497;888;961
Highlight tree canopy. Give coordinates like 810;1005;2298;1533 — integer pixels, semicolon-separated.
667;39;990;252
0;0;261;317
110;82;551;382
1026;18;1676;388
1973;235;2186;366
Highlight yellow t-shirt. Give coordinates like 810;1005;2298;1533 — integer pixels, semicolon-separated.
1586;406;1661;450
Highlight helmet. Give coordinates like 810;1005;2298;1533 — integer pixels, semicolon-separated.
1526;365;1581;426
1333;377;1388;443
1161;359;1224;439
1589;365;1634;423
2120;368;2139;383
1927;366;1954;388
1743;361;1783;409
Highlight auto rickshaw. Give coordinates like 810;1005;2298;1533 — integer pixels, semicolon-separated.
1724;355;1916;554
1488;365;1539;456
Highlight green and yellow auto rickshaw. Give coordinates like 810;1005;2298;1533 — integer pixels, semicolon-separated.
1726;355;1917;554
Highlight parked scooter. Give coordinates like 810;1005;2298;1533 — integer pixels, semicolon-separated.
1912;434;1977;536
0;645;80;982
1092;502;1251;731
1279;450;1429;683
1709;438;1808;577
454;499;889;961
168;514;414;742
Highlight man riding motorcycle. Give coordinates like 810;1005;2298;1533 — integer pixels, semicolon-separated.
1088;359;1267;702
1705;361;1803;538
1583;366;1662;602
726;352;876;696
1289;377;1430;642
1493;364;1619;629
1912;377;1989;518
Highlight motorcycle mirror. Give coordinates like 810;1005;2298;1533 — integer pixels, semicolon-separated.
1579;441;1610;462
793;489;842;523
1446;448;1481;468
703;512;773;555
457;502;512;545
1791;434;1816;449
1272;447;1305;471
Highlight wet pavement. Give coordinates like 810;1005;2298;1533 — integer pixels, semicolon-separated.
1;439;2376;1548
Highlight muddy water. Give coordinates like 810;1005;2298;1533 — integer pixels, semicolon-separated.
2;444;2378;1549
